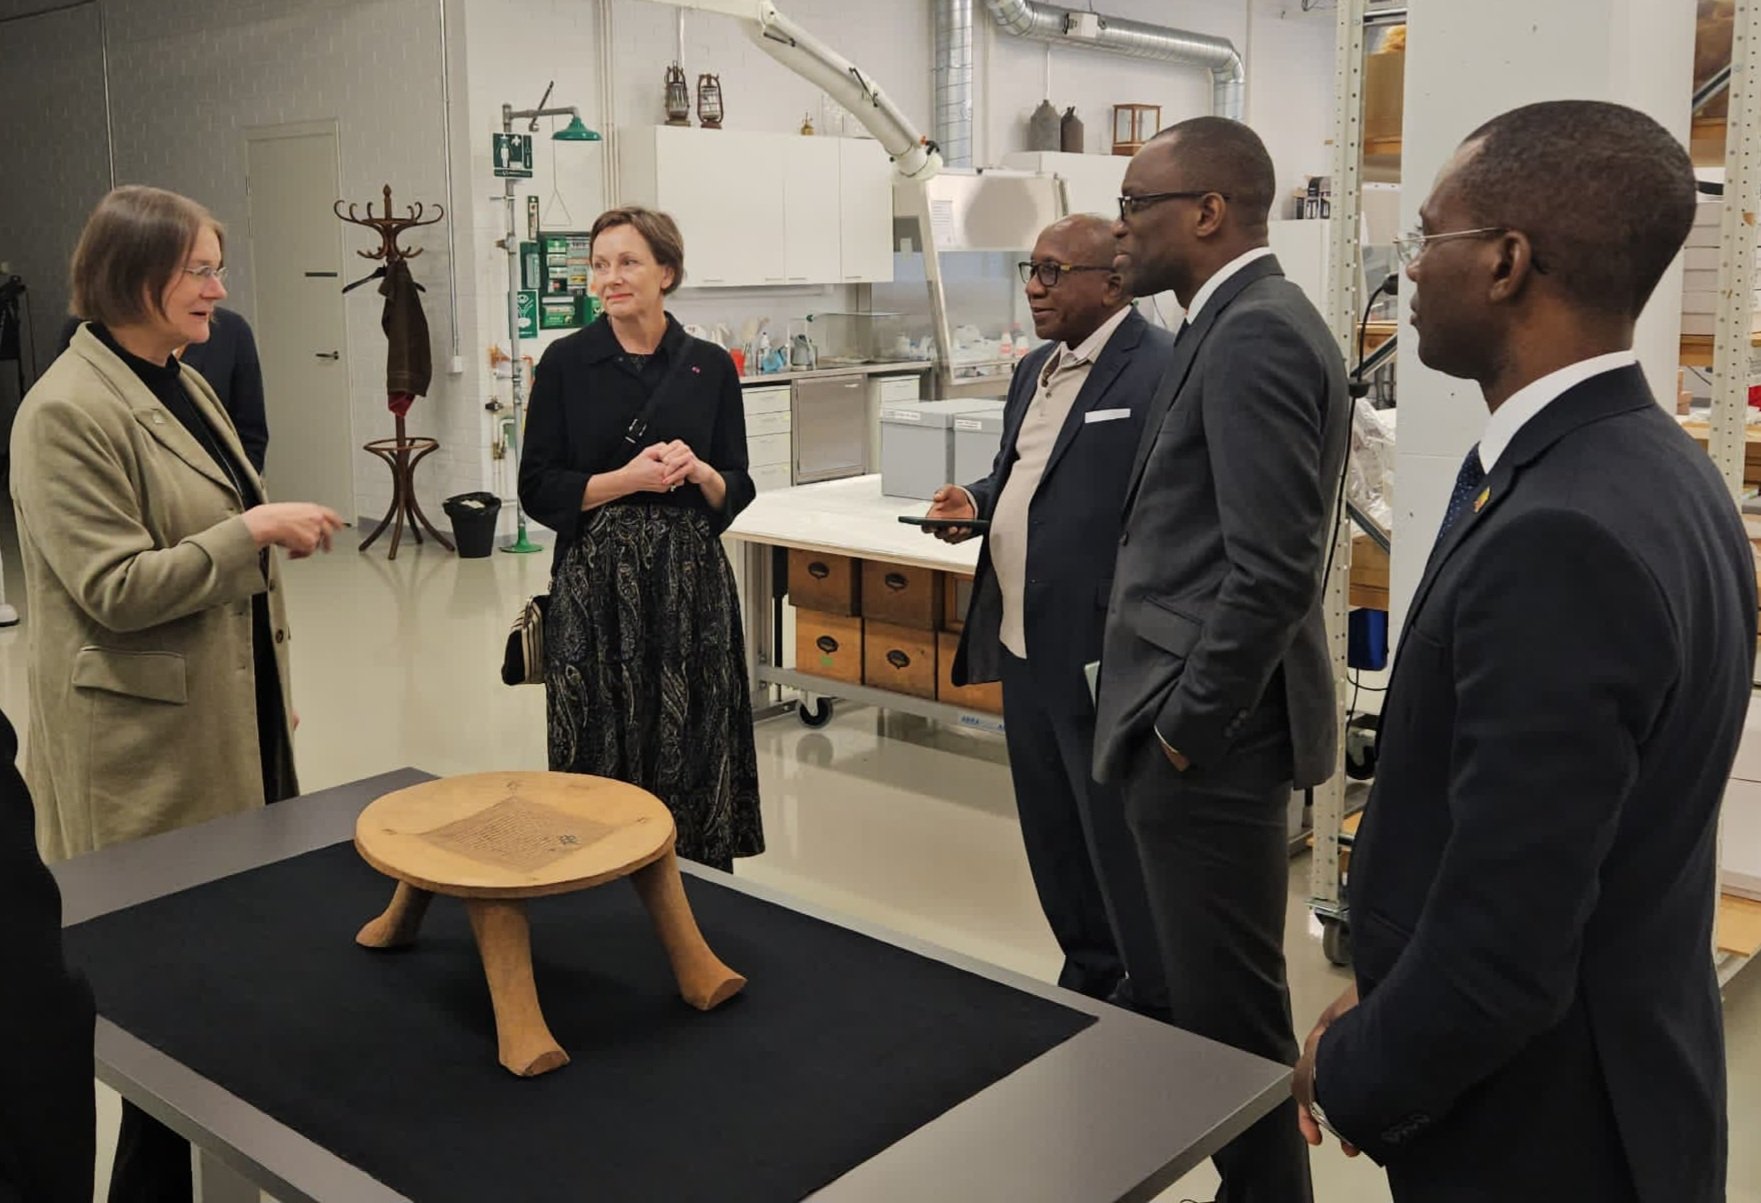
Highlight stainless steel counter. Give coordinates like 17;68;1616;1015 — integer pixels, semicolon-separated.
738;360;933;386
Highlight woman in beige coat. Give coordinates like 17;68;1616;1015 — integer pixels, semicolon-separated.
11;186;346;1199
12;186;343;861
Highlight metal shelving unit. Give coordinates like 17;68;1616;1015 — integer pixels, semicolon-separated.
1714;0;1761;989
1307;0;1372;968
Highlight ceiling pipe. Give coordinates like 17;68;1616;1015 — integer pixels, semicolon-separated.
933;0;975;168
983;0;1245;121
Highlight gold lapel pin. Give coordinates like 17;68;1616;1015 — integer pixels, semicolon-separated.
1473;488;1490;513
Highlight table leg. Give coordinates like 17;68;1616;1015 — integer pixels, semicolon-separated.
355;881;434;948
195;1147;259;1203
629;848;746;1010
465;899;570;1077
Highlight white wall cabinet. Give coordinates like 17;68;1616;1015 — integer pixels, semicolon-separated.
783;138;843;285
622;126;893;288
838;138;895;284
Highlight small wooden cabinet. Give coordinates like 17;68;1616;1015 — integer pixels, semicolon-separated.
860;560;940;629
863;620;937;699
795;610;863;684
788;549;860;615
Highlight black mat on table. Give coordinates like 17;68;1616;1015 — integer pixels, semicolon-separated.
63;842;1094;1202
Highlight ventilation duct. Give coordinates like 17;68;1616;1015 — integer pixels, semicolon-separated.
982;0;1245;121
933;0;975;168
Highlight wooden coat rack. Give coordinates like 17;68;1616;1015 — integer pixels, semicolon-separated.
335;184;453;560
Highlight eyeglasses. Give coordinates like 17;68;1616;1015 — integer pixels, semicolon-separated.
1392;227;1507;267
1018;260;1114;288
1117;191;1231;221
182;265;228;283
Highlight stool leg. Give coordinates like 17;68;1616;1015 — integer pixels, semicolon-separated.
630;848;746;1010
356;882;434;948
465;899;570;1077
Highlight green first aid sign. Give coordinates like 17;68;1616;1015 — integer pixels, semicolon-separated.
516;290;538;339
494;133;533;178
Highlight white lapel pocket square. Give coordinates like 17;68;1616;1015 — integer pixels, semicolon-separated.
1085;408;1131;424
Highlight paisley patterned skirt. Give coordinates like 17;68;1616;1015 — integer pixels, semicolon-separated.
543;503;763;868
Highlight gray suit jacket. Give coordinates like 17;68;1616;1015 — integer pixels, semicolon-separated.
1093;255;1349;786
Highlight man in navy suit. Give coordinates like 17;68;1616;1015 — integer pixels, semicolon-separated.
1295;100;1753;1203
923;214;1174;1017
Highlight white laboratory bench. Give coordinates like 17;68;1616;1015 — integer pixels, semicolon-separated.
724;475;1000;734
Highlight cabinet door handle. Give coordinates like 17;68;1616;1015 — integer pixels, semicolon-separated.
816;635;840;655
886;650;910;670
314;351;340;360
788;276;808;282
807;561;831;580
884;572;908;592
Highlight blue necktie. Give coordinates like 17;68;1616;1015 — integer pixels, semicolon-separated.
1437;444;1485;541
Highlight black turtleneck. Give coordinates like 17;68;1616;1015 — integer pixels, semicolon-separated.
91;323;294;803
91;324;259;506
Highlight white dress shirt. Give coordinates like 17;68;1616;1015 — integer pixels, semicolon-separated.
1477;350;1640;472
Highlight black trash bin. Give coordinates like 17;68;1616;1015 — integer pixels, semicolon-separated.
443;492;502;558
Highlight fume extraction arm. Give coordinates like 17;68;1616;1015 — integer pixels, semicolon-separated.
643;0;944;181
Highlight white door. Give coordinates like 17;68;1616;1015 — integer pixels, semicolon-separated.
245;123;355;518
838;138;895;284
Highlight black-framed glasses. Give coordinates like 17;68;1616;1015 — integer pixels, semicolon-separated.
1018;260;1114;288
1117;190;1232;221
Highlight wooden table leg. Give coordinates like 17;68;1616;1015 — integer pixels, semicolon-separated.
629;848;746;1011
356;882;434;949
465;898;570;1077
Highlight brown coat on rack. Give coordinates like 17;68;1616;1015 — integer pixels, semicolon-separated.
336;184;454;559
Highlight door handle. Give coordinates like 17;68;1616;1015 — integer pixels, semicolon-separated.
315;351;340;360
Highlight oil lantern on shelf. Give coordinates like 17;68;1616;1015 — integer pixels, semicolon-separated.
1112;103;1161;156
664;63;691;126
697;73;725;130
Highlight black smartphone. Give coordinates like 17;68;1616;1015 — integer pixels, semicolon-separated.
898;516;990;532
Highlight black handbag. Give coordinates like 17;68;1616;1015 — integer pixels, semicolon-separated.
501;593;551;686
500;336;704;687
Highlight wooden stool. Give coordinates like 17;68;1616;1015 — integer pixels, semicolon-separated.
359;415;455;561
354;772;745;1077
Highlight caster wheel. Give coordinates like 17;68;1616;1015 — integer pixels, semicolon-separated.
798;698;834;728
1322;919;1353;968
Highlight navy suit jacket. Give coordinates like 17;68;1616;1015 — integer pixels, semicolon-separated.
1317;367;1754;1203
951;306;1173;698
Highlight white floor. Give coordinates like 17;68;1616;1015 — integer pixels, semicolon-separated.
0;527;1755;1202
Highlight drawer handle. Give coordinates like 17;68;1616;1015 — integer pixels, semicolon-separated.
816;635;840;655
884;572;908;592
807;561;831;580
886;650;911;670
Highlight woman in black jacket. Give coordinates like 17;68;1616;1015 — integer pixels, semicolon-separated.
519;207;761;871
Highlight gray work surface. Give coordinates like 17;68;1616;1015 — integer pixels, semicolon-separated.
54;769;1291;1203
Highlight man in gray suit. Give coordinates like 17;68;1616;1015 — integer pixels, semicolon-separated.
1096;117;1349;1203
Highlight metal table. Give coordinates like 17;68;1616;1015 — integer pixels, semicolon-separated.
725;475;1005;734
56;769;1292;1203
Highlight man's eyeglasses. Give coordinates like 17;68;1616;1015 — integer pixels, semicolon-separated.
1018;260;1114;288
1392;227;1508;267
1116;191;1232;221
183;265;228;283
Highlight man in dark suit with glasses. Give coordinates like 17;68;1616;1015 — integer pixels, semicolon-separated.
1096;116;1350;1203
922;213;1174;1021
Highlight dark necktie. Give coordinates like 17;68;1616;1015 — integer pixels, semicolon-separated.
1437;443;1485;541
